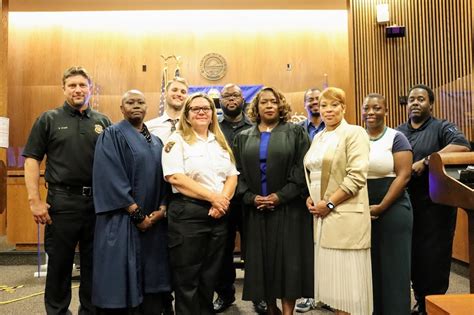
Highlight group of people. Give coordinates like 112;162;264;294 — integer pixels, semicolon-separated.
23;66;471;315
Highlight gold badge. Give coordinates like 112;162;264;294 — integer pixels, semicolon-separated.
164;141;175;153
94;124;104;134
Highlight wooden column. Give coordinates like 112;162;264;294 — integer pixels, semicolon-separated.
0;0;8;236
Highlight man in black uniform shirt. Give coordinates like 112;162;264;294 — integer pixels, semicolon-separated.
213;83;260;313
23;66;112;315
397;84;470;315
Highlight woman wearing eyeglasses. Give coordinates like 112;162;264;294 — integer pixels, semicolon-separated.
234;87;313;315
162;93;239;315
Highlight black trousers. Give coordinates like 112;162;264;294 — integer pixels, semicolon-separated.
44;190;96;315
214;201;243;300
168;197;227;315
410;195;457;312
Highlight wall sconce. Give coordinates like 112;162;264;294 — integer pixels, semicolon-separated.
376;4;390;24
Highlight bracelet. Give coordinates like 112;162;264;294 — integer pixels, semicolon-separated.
130;207;146;225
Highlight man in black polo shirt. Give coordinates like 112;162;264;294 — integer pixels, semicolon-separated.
23;66;112;315
397;84;470;315
213;83;259;313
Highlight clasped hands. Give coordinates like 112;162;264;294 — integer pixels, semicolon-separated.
136;206;167;232
254;193;280;211
306;197;331;219
209;193;230;219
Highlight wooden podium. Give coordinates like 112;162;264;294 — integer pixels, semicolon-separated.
429;152;474;292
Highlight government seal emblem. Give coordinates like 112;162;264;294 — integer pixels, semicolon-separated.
200;53;227;81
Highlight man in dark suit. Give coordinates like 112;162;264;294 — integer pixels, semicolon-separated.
298;88;325;142
295;87;325;313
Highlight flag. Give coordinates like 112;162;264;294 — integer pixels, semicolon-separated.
174;55;181;78
174;66;180;78
158;67;167;116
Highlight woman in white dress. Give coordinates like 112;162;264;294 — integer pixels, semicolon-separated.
304;87;373;315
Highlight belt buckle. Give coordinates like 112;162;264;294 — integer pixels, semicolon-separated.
82;187;92;196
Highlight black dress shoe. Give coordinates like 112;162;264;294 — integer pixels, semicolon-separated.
213;296;235;313
253;300;267;314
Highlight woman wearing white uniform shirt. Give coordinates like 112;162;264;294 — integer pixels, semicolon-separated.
162;93;238;315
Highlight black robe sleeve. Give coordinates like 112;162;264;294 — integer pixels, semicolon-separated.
93;126;135;214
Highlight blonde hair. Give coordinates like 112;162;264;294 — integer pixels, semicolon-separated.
178;93;235;163
319;87;346;104
246;87;292;123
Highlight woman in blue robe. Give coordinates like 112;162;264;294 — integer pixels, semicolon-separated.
92;90;171;315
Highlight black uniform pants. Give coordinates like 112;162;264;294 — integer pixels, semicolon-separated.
410;195;457;312
168;197;227;315
44;190;96;315
215;201;243;301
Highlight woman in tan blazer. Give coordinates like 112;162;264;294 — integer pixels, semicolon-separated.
303;87;372;315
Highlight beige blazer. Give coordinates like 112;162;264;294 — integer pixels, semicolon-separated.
305;119;371;249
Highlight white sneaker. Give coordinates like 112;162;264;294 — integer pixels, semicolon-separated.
295;298;317;313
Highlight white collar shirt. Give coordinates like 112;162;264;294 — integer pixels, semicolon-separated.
162;131;239;194
146;111;179;142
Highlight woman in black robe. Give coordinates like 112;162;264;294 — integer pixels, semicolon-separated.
233;87;313;315
92;90;171;315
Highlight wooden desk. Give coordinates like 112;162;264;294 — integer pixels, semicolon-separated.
426;294;474;315
429;152;474;292
6;170;46;249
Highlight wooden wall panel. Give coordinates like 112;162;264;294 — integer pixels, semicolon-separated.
10;0;347;11
0;0;8;236
7;10;352;169
6;174;45;246
350;0;473;141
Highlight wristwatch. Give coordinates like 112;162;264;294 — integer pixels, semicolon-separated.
326;201;336;211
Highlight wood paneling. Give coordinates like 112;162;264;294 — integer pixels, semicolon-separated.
7;10;352;167
350;0;473;141
0;0;8;236
6;173;46;246
453;208;470;263
9;0;347;11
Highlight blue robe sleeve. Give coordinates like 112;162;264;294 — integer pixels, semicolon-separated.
93;127;135;214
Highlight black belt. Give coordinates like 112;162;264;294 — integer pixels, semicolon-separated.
172;193;211;207
47;183;93;197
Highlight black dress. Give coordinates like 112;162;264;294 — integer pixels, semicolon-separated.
233;122;314;301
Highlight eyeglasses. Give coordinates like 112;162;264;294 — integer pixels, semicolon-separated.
222;93;242;99
189;106;212;114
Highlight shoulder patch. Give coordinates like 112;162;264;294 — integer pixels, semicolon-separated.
94;124;104;134
164;141;176;153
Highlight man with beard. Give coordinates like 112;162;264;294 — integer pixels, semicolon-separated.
147;77;189;142
298;88;325;142
397;84;470;315
294;87;325;313
23;66;112;314
212;83;259;313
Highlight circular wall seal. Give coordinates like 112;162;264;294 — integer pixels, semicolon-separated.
200;53;227;81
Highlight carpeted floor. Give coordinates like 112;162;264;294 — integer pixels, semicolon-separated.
0;234;470;314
